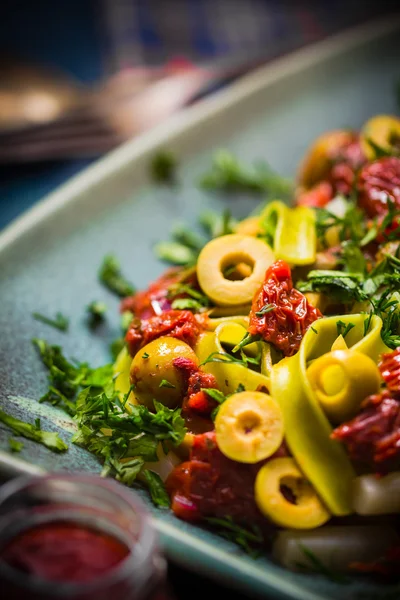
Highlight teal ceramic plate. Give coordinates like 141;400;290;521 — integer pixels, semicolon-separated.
1;16;400;600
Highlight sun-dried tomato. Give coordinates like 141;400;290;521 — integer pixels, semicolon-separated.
166;432;289;526
121;267;200;319
248;260;322;357
296;181;333;208
357;156;400;217
125;310;205;355
326;138;365;197
379;347;400;396
331;390;400;474
173;357;218;431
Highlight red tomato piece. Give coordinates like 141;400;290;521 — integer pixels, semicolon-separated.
248;260;322;356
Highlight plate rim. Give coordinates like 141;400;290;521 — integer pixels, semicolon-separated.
1;14;400;255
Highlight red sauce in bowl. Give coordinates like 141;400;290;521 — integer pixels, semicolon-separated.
0;522;129;583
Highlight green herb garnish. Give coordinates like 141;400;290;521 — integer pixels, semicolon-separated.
0;409;68;453
150;150;177;183
205;516;264;557
142;470;170;508
154;241;197;266
99;255;135;297
336;320;355;339
159;379;175;389
87;301;107;326
296;544;349;584
232;333;261;353
200;150;292;197
255;303;276;317
9;437;24;453
32;312;69;332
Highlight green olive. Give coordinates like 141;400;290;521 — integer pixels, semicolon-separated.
130;336;198;410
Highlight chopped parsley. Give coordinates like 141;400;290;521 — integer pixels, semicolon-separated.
154;241;197;266
150;150;177;183
199;150;292;198
142;470;170;508
296;545;349;584
205;516;264;557
159;379;175;389
142;352;150;359
171;223;207;251
336;320;355;339
87;301;107;326
121;310;134;332
199;208;236;238
9;437;24;453
99;255;135;297
255;303;276;317
32;311;69;332
232;332;261;353
0;409;68;453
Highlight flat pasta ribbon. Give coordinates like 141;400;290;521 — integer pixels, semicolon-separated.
270;314;389;516
260;200;316;265
195;321;270;394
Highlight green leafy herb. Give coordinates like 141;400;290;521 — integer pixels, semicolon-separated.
204;388;228;421
33;338;114;416
172;224;207;251
159;379;175;389
205;516;264;557
35;418;41;430
121;310;134;332
232;333;261;353
9;437;23;452
99;255;135;297
110;338;125;360
150;150;177;183
297;270;366;304
154;241;197;266
200;351;249;369
171;298;202;311
142;470;170;508
370;291;400;349
200;150;292;197
296;544;349;584
202;388;227;404
32;311;69;332
311;326;318;334
142;352;150;359
255;303;276;317
336;320;355;339
340;241;366;276
0;409;68;453
315;201;366;248
366;137;397;158
87;301;107;326
169;283;210;312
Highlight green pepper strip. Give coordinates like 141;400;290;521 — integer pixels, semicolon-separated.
270;314;389;516
260;200;316;266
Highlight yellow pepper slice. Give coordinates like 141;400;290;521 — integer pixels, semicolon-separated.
260;200;316;266
255;457;331;528
197;234;275;306
215;391;284;463
270;314;389;516
113;346;137;405
307;350;381;424
195;321;270;394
